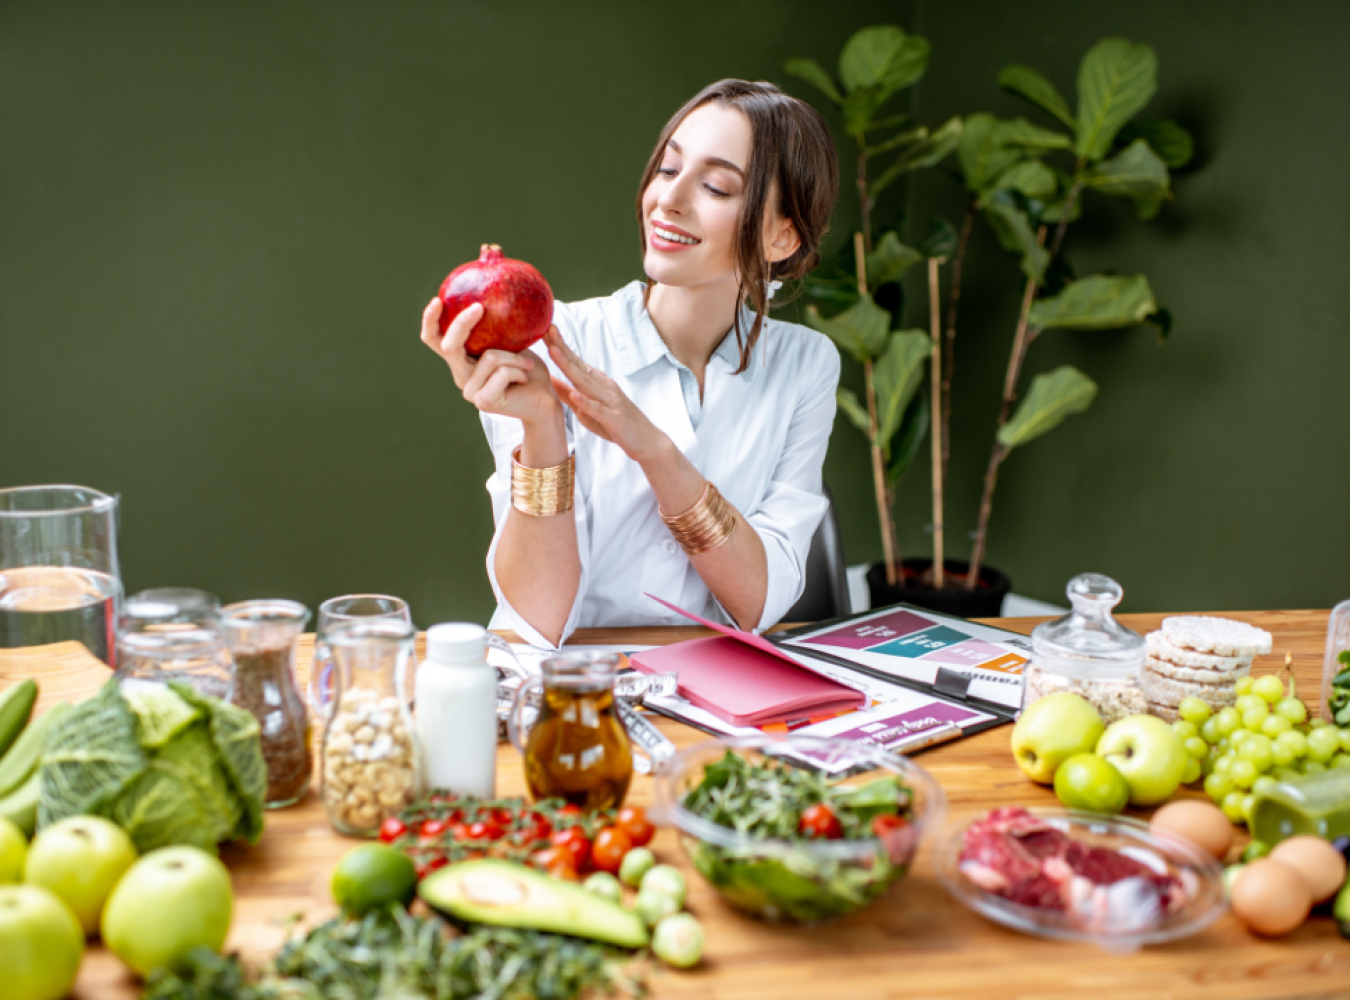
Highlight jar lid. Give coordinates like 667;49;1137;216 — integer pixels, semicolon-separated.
1030;574;1145;679
426;622;487;664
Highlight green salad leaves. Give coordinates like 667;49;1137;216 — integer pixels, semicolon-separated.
38;679;266;853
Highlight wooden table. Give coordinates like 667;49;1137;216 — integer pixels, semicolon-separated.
5;610;1350;1000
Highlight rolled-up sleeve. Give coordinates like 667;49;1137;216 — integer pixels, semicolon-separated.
747;342;840;630
481;350;591;650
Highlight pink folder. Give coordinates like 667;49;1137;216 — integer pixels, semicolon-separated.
628;594;866;727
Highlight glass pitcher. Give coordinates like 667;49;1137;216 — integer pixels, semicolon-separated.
0;485;122;666
319;619;419;836
508;650;632;810
220;599;312;809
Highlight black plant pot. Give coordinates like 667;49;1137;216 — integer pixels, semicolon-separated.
865;558;1012;620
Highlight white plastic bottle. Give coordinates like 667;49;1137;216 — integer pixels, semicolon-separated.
415;622;497;798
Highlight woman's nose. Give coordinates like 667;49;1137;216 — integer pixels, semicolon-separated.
657;175;690;215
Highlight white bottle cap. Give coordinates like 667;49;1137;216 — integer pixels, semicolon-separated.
425;622;488;664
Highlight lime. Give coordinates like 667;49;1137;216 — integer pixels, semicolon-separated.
1052;753;1130;815
331;843;417;917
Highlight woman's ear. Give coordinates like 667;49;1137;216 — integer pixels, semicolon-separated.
765;216;801;264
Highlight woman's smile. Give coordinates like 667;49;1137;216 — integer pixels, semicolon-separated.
649;221;702;251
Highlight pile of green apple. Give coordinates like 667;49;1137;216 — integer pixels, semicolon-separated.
0;814;234;1000
1012;693;1189;811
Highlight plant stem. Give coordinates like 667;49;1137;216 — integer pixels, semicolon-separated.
854;231;898;584
967;225;1048;591
1047;176;1084;262
927;257;945;590
940;200;976;489
856;145;873;254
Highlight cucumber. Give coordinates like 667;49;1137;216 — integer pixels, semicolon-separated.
0;702;69;800
0;679;37;760
0;770;39;837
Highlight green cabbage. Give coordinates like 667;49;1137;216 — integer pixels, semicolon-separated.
37;678;266;853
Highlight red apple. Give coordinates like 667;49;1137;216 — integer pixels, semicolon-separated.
438;244;553;357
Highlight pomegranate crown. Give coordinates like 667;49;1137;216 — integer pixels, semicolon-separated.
479;244;503;262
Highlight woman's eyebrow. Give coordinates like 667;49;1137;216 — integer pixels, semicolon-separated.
667;139;745;178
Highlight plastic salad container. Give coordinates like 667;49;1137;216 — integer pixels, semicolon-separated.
651;734;945;924
935;808;1227;953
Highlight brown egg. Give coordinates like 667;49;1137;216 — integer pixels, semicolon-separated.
1269;835;1348;904
1231;858;1312;937
1149;799;1234;860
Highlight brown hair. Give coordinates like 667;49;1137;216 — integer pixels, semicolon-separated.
636;79;839;373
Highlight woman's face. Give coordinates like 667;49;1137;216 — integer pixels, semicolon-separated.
640;103;758;292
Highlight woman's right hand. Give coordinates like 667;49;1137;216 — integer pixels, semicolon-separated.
420;298;562;430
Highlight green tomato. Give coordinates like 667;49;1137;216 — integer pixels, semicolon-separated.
1172;720;1198;742
1308;726;1341;763
1204;772;1234;801
1234;677;1255;696
1178;697;1213;726
1251;675;1285;704
1275;698;1309;724
1229;759;1258;789
636;886;680;927
1214;708;1241;737
1221;791;1246;823
639;865;687;908
583;871;623;903
1260;714;1292;737
652;912;703;968
618;847;656;888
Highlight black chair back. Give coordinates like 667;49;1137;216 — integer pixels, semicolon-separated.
783;483;850;623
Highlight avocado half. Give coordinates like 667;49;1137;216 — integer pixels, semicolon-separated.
419;859;649;949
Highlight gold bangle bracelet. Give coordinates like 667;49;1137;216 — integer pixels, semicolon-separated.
660;481;737;556
511;446;575;517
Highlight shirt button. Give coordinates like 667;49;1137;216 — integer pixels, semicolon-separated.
661;539;678;555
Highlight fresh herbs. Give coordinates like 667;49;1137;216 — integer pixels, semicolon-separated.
141;908;646;1000
1331;650;1350;725
680;751;917;923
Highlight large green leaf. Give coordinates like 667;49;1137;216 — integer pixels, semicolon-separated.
874;330;931;452
1118;118;1194;168
997;117;1074;152
1083;139;1169;199
39;680;147;826
887;393;930;486
992;160;1058;200
917;216;960;259
839;26;930;99
172;681;267;844
836;388;871;437
842;85;886;138
958;113;1024;192
805;294;891;363
979;193;1048;281
868;117;963;200
998;366;1098;449
997;64;1076;129
1075;38;1158;161
784;57;842;104
866;231;925;287
1028;274;1157;329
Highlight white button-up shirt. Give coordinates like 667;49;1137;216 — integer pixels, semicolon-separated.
482;281;840;648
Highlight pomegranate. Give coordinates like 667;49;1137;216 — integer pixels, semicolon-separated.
438;244;554;357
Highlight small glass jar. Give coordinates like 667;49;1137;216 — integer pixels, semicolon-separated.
114;627;233;700
319;619;419;836
220;599;313;809
1021;574;1148;724
1321;599;1350;725
121;588;221;634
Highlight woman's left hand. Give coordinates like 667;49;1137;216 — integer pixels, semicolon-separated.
546;328;668;463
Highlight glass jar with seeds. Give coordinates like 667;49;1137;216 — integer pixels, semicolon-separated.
319;618;419;836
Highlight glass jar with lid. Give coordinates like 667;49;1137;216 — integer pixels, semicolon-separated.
1022;573;1148;724
114;627;233;700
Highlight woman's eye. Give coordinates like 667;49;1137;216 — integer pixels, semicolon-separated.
704;184;730;198
656;167;678;177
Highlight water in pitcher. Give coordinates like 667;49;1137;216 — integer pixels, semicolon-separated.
0;566;119;665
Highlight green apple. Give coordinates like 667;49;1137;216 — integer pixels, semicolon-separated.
1053;752;1130;814
101;846;232;978
1011;692;1106;784
23;815;137;935
0;884;84;1000
0;816;26;883
1096;714;1188;806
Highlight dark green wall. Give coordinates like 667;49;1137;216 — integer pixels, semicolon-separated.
2;1;1345;626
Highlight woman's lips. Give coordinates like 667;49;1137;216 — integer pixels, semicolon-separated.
649;222;700;252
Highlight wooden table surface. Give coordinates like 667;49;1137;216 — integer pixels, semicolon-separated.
5;610;1350;1000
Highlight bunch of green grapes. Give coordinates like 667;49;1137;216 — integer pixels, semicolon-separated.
1172;672;1350;826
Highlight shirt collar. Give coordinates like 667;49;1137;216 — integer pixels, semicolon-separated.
613;281;758;382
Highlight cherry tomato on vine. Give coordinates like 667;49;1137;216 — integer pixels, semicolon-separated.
532;846;579;881
591;826;633;874
378;817;408;843
551;826;593;871
616;806;654;847
516;812;552;843
467;819;505;841
558;804;584;817
492;808;515;827
420;818;451;839
799;803;842;839
427;854;450;873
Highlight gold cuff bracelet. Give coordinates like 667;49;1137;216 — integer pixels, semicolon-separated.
660;481;737;556
511;447;575;517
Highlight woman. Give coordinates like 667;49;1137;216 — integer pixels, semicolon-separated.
421;79;840;648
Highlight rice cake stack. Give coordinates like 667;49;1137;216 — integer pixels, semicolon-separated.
1140;616;1273;721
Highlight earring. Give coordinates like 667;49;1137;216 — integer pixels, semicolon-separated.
765;279;783;301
